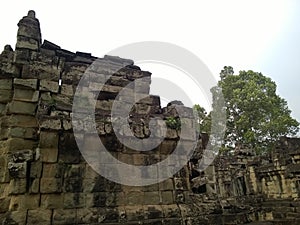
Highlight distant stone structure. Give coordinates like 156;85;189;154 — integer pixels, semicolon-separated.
0;11;300;225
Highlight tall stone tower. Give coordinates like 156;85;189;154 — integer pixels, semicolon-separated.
15;10;42;64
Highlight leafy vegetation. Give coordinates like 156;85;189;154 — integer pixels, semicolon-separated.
165;117;181;130
195;66;299;153
193;104;211;134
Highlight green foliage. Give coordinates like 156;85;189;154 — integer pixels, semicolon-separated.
193;104;211;133
165;117;181;130
217;66;299;152
220;66;234;80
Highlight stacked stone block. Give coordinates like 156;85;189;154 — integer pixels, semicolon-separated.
1;10;300;225
0;11;201;225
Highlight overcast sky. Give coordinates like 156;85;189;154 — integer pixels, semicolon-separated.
0;0;299;125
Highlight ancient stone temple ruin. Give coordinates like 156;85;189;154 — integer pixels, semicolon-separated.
0;11;300;225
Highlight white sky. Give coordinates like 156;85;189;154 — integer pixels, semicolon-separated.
0;0;299;122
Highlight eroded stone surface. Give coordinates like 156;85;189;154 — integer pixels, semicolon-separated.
0;10;299;225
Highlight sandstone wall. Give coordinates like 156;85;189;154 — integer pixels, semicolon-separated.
0;11;300;225
0;11;199;225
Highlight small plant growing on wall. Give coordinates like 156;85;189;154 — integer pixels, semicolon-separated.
165;116;181;130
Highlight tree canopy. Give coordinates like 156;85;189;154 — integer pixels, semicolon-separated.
195;66;299;153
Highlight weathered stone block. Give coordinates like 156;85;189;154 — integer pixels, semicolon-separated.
40;178;62;193
29;178;40;193
134;103;151;115
159;140;176;155
63;193;85;208
41;194;63;209
40;92;52;101
86;175;106;192
163;218;183;225
64;164;85;178
9;179;27;194
27;209;52;225
9;149;33;163
42;163;64;178
0;126;9;140
159;179;174;191
16;36;40;50
165;128;178;139
0;156;8;181
17;22;41;41
81;178;97;193
0;90;12;103
132;154;147;166
161;204;181;218
0;62;19;78
105;180;122;192
174;190;184;203
115;192;126;206
1;211;27;225
161;191;174;204
58;133;82;163
53;209;76;225
8;101;37;115
0;79;13;90
0;103;7;115
9;194;40;210
1;115;38;128
86;192;106;207
102;208;119;223
174;178;188;190
126;191;144;205
61;84;73;96
85;164;101;179
8;162;27;179
95;100;113;111
52;95;72;111
30;161;42;178
144;205;164;220
118;153;134;164
22;62;60;81
62;119;72;130
39;131;58;148
0;197;10;213
40;148;58;163
135;81;150;94
8;127;37;139
14;49;31;64
76;208;106;224
40;80;59;93
64;177;83;192
138;94;160;105
144;191;161;205
178;119;196;141
0;138;37;154
14;78;38;89
125;205;145;221
39;117;61;130
61;63;88;85
13;88;39;102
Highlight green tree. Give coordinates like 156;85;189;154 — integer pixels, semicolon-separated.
218;67;299;152
193;104;211;134
220;66;234;80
